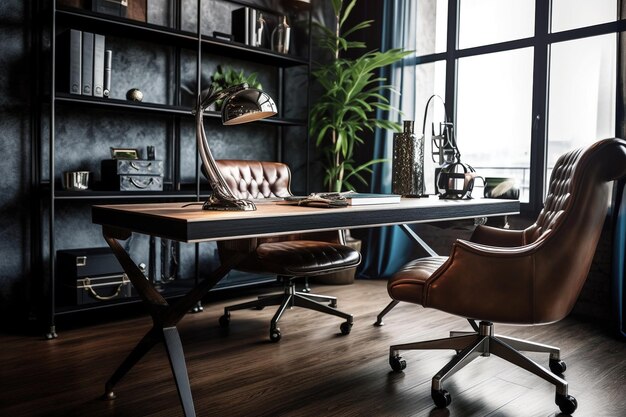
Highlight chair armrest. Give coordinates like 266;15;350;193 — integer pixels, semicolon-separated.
424;239;537;323
469;224;525;247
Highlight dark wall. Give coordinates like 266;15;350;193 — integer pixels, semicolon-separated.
0;1;33;322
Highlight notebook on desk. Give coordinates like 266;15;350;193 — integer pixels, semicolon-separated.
283;192;401;208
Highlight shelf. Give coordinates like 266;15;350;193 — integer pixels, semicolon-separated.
56;8;310;67
55;93;192;116
40;1;313;333
54;93;307;126
200;35;309;68
56;8;198;50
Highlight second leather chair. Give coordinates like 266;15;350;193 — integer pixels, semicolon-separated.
215;160;361;342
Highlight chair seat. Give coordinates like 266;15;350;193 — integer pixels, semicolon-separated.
246;240;361;276
387;256;448;305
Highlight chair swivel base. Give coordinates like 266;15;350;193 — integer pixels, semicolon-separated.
389;321;578;414
219;276;353;342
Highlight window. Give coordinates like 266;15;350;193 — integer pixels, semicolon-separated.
457;48;534;201
458;0;535;48
407;0;623;210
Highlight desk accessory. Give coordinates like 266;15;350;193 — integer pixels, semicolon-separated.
421;94;476;199
62;171;90;190
272;15;291;53
392;120;425;197
193;83;277;211
101;159;164;191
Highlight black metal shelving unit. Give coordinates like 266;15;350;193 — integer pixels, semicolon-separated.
35;0;312;338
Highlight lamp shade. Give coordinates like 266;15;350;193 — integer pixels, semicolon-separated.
221;88;277;125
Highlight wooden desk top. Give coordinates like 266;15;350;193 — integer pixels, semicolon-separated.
92;196;519;243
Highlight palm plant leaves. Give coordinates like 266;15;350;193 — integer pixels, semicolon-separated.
310;0;410;191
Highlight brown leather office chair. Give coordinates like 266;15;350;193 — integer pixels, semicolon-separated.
386;138;626;414
214;160;361;342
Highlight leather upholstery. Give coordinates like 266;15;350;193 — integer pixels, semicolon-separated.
388;138;626;324
216;160;361;276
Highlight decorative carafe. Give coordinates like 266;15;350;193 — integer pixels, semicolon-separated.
271;16;290;54
392;120;425;197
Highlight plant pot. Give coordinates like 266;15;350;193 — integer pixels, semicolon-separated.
312;235;361;285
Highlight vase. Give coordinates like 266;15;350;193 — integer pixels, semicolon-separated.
392;120;425;197
271;15;290;54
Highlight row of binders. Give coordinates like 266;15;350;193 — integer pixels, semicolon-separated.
58;29;112;98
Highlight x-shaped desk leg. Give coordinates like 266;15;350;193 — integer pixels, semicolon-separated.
102;226;245;417
374;224;438;326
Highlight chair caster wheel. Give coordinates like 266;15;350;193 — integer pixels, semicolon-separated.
389;355;406;372
556;394;577;414
431;389;451;408
329;300;338;308
218;314;230;328
255;305;265;310
549;358;567;374
270;327;281;342
340;321;352;335
103;391;116;400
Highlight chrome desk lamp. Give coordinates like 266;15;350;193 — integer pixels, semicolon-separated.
194;83;277;211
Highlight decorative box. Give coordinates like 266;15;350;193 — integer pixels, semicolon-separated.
101;159;164;191
57;247;134;305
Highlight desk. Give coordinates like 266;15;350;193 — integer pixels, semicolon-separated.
92;196;519;416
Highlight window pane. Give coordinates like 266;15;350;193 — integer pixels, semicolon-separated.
414;61;447;194
551;0;617;33
547;35;616;188
458;0;535;49
415;0;448;56
456;48;534;202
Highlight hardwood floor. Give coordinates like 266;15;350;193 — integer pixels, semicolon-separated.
1;280;624;417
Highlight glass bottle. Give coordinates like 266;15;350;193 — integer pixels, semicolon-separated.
392;120;425;197
271;16;290;54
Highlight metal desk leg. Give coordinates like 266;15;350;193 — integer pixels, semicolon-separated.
101;226;244;417
374;224;438;325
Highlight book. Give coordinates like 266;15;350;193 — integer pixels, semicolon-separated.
232;7;256;46
92;34;105;97
57;29;82;95
103;49;112;97
343;193;402;206
288;192;401;208
81;31;93;95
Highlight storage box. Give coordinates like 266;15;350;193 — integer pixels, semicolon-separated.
101;159;164;191
57;247;134;305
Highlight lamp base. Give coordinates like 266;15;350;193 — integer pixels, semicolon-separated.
202;195;256;211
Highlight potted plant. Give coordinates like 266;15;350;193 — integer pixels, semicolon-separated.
309;0;410;193
309;0;410;283
209;65;263;109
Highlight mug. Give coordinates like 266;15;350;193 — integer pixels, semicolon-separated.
63;171;90;191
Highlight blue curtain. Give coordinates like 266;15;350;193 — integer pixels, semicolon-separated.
359;0;419;278
612;180;626;338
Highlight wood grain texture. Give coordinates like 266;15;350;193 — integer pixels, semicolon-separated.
1;280;623;417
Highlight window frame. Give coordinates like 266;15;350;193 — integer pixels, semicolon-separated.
411;0;626;214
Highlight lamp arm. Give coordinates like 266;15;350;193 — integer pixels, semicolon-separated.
195;105;256;210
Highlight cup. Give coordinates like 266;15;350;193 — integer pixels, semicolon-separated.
63;171;90;191
484;177;519;199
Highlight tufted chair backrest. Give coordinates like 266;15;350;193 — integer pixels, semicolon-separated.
520;138;626;321
217;160;293;199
